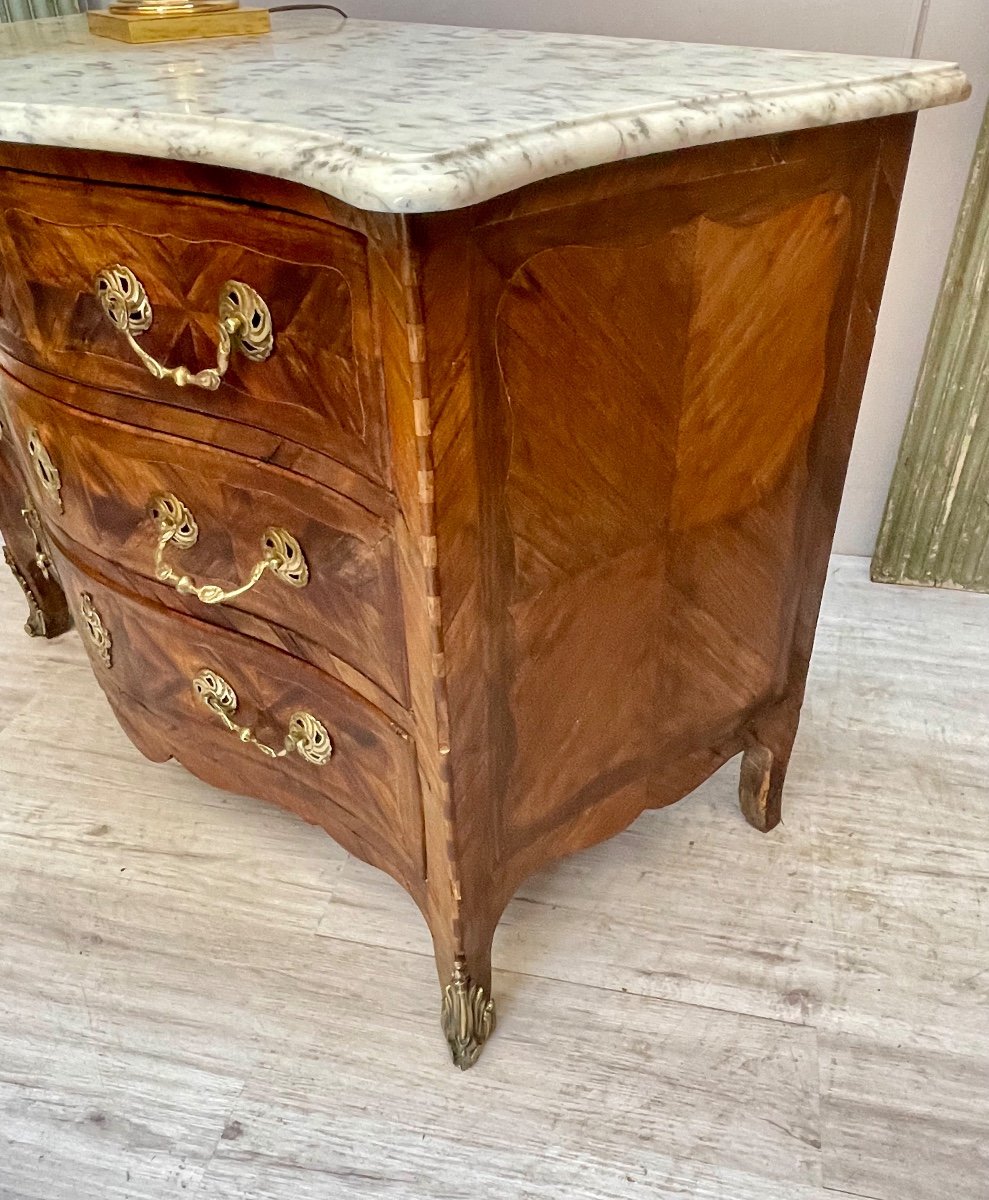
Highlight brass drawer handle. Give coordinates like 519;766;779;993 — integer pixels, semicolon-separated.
192;668;332;766
149;492;308;605
95;265;274;392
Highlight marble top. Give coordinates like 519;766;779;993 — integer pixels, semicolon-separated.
0;14;970;213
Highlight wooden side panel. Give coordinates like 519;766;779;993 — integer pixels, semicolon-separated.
494;235;688;833
497;191;851;840
673;195;851;528
419;117;915;905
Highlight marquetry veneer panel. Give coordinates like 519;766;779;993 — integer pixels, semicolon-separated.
1;373;408;704
0;170;387;485
51;545;426;892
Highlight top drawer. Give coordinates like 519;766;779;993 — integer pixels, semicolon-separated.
0;170;387;485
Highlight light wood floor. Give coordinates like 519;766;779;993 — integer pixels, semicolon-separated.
1;555;987;1200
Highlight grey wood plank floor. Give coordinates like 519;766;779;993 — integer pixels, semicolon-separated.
0;555;987;1200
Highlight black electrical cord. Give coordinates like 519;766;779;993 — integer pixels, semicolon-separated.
268;4;347;15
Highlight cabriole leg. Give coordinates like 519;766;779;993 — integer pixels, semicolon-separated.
429;904;498;1070
739;743;784;832
1;428;73;639
2;543;71;639
739;706;801;832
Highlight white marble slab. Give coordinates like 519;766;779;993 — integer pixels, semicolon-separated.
0;14;971;212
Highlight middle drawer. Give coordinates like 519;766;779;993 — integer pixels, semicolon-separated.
3;371;409;706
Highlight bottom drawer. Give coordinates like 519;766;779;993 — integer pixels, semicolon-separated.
51;544;425;893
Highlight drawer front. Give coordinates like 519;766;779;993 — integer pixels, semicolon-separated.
0;170;387;484
51;548;425;890
1;371;409;706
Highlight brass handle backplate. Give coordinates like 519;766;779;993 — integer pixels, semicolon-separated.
26;428;62;511
192;668;332;766
79;593;113;669
149;492;308;605
95;265;274;392
21;498;53;579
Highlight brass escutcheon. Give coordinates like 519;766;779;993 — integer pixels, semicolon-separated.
26;428;62;512
21;498;53;580
79;593;112;669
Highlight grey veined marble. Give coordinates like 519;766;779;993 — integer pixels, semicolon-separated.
0;14;970;212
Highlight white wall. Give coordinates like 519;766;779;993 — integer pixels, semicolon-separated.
346;0;988;557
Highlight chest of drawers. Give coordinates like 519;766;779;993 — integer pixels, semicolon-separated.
0;16;969;1069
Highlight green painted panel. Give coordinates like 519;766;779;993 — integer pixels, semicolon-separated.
1;0;80;22
872;98;989;592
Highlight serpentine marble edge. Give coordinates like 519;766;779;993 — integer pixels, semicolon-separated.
0;14;971;212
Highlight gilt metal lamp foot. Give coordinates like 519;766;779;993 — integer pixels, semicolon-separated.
87;0;270;44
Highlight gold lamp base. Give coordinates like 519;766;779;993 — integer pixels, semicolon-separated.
87;0;270;43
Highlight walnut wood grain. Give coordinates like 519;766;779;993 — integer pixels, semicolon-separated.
0;115;917;1066
0;167;388;486
0;370;409;705
396;115;916;1012
49;541;426;895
